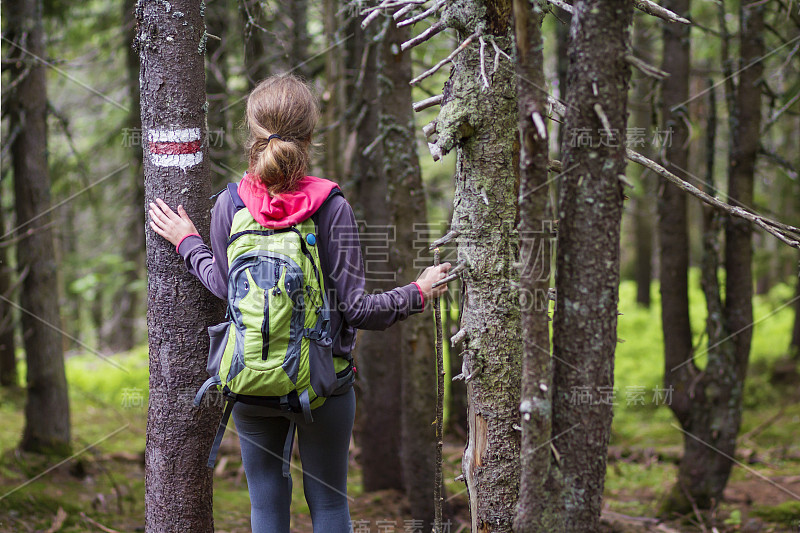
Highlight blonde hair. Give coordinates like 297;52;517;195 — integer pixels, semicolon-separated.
245;75;319;194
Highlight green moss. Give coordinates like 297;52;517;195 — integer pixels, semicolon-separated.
751;500;800;526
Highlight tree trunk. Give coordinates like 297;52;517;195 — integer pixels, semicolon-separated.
631;17;655;308
447;290;468;437
240;0;272;87
137;1;223;531
205;0;233;190
378;18;437;523
657;0;694;455
107;0;147;353
551;0;632;530
512;2;564;532
321;0;346;181
348;14;405;492
7;0;72;455
662;2;764;512
428;2;522;530
0;202;18;388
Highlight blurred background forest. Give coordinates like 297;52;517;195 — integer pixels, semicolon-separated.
1;0;800;531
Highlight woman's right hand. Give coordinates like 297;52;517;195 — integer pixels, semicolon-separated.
415;262;452;301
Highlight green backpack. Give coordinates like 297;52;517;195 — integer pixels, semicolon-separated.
195;183;353;470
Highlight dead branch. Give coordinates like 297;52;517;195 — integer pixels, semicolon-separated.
433;246;445;533
410;32;477;85
397;0;445;27
626;149;800;248
432;261;468;288
429;228;461;249
451;328;467;345
626;53;670;79
413;94;443;112
632;0;691;24
546;0;574;13
401;21;445;51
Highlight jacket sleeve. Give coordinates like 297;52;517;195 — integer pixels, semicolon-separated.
176;193;234;300
323;198;425;330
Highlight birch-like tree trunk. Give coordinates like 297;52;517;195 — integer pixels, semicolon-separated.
7;0;72;455
513;1;563;531
551;0;632;530
428;2;522;530
137;1;223;530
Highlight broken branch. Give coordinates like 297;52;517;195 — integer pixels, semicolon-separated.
632;0;691;24
413;94;443;112
410;32;477;85
401;21;445;51
626;148;800;248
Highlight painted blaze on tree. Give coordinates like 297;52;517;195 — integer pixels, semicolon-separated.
136;1;222;532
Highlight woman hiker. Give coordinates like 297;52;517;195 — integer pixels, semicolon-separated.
148;74;451;533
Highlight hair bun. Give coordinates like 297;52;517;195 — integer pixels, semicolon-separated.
246;75;319;194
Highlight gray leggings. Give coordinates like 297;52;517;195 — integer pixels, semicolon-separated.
232;387;355;533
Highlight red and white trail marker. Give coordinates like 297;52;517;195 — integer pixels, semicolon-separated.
148;128;203;170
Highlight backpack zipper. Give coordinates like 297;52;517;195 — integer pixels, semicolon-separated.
262;260;286;360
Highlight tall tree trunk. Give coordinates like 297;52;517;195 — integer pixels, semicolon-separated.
321;0;346;181
205;0;232;190
657;0;693;471
662;2;764;512
378;17;437;523
0;202;18;388
136;1;223;531
513;2;563;532
428;2;522;530
552;0;632;530
631;16;655;308
240;0;271;87
349;14;405;492
108;0;147;352
7;0;72;455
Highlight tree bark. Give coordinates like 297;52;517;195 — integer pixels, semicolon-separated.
379;18;437;524
107;0;147;352
428;2;522;530
7;0;72;455
657;0;694;438
137;1;223;531
551;0;632;530
631;16;655;308
348;13;405;492
661;2;764;512
0;202;18;388
512;1;564;532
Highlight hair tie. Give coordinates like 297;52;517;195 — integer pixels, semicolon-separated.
268;134;284;142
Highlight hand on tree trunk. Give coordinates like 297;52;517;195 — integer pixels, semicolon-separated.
415;262;452;301
149;199;199;247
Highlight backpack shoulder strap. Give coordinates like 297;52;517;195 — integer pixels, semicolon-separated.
227;182;246;211
310;187;344;226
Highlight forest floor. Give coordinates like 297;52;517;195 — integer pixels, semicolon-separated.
1;279;800;532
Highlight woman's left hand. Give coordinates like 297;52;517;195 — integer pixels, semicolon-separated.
148;199;199;248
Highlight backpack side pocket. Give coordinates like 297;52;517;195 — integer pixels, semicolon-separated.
308;336;338;398
207;321;232;377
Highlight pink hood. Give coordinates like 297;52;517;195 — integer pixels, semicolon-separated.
237;173;340;229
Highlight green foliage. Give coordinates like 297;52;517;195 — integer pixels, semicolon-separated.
751;501;800;527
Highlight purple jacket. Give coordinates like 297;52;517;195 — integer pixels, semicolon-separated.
177;187;425;357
